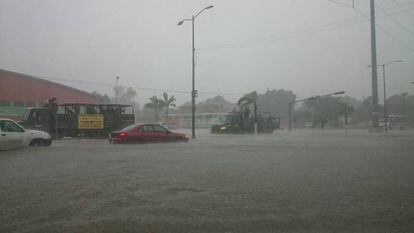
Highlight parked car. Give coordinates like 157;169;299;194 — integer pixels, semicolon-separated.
0;118;52;150
108;123;189;144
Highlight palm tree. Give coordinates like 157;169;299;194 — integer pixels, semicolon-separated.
160;92;176;122
144;96;165;122
237;91;258;133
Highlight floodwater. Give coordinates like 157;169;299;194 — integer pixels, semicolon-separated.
1;129;414;233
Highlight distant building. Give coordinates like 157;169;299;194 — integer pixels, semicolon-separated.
172;95;237;128
0;69;101;120
178;95;237;114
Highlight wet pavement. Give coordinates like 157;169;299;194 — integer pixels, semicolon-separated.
1;129;414;233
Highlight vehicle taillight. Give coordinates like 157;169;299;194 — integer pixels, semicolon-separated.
119;132;126;139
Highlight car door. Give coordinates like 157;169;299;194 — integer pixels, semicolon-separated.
138;125;156;143
0;120;25;150
152;125;171;142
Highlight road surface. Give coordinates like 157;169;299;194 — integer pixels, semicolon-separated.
1;129;413;232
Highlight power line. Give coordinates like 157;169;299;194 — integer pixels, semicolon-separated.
200;16;368;50
198;91;246;96
201;19;369;50
199;3;414;50
37;74;389;100
39;75;188;94
39;75;247;97
352;6;414;53
329;0;414;52
327;0;354;8
39;76;113;87
392;0;414;18
375;2;414;36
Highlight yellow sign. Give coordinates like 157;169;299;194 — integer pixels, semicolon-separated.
78;114;104;129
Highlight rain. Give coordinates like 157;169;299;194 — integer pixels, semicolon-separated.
1;0;414;232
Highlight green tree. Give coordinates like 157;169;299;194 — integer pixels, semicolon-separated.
386;93;414;126
350;97;372;126
144;96;165;122
305;96;345;128
160;92;176;122
387;93;410;115
256;89;296;124
112;86;137;104
91;91;111;104
340;95;362;110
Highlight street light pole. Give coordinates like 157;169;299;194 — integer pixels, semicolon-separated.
288;102;292;132
178;5;214;139
382;60;403;133
368;60;403;133
191;15;196;139
381;65;387;133
115;76;119;104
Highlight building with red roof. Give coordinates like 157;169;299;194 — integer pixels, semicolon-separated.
0;69;102;120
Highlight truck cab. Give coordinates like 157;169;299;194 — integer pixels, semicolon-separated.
21;107;48;131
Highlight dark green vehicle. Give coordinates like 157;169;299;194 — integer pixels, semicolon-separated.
211;111;280;134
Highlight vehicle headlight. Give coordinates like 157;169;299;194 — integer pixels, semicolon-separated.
220;126;227;130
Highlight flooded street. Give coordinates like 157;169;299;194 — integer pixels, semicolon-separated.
1;129;414;233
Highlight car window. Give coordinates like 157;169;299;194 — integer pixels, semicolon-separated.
152;125;168;133
57;106;65;114
139;125;153;132
121;124;139;131
0;120;25;132
32;111;43;122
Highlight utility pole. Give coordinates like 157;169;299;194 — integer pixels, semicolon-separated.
115;76;119;104
370;0;380;130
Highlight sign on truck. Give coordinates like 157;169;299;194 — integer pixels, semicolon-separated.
78;114;104;129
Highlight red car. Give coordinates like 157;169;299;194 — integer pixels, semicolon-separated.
108;123;189;144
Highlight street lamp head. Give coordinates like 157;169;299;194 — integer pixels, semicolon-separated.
205;5;214;9
385;59;404;66
334;91;345;95
177;20;184;26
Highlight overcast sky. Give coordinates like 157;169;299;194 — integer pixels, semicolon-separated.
1;0;413;105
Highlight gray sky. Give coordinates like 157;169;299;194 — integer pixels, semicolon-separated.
1;0;413;105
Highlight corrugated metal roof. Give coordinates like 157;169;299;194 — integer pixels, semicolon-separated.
0;69;101;100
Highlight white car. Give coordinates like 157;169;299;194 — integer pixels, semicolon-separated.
0;118;51;150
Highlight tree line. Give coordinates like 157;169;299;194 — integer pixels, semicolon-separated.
91;86;414;128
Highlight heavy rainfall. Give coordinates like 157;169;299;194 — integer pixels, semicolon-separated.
0;0;414;232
